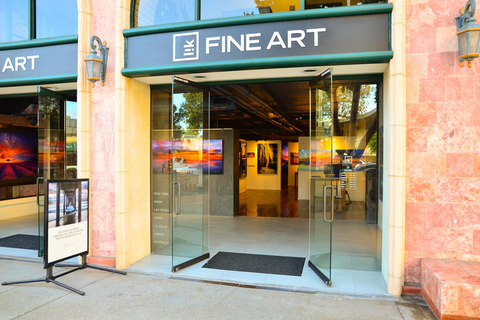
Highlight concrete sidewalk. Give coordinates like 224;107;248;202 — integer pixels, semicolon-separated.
0;257;435;320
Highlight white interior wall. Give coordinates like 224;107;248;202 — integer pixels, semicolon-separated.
239;178;247;193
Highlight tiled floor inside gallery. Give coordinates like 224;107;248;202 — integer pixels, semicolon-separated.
129;215;388;295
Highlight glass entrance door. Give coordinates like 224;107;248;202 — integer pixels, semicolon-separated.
171;77;210;272
37;86;66;257
308;69;334;286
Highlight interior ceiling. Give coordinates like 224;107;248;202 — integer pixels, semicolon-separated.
209;77;380;141
209;81;310;140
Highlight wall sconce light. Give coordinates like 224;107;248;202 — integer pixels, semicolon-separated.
84;35;109;87
456;0;480;68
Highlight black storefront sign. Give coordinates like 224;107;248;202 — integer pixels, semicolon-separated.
0;43;77;81
126;14;390;70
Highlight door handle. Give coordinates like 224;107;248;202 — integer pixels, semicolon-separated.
173;181;181;215
323;185;334;223
36;177;45;207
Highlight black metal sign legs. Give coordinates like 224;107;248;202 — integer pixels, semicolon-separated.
2;263;87;295
55;253;127;276
2;254;126;295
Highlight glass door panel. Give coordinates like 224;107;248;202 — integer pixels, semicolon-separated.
308;69;334;286
171;77;210;272
37;86;66;257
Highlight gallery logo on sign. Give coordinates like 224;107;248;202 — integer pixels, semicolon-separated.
173;32;199;62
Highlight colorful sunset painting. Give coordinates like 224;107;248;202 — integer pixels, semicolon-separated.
0;131;38;184
281;144;288;170
203;139;223;174
152;140;173;173
152;139;223;175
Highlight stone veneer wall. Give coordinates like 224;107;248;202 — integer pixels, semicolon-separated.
79;0;124;265
405;0;480;283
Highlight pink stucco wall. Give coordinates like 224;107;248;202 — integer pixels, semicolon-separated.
89;1;117;261
405;0;480;283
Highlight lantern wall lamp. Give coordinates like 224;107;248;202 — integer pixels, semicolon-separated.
84;35;109;87
456;0;480;68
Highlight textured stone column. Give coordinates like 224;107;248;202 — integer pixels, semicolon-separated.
387;0;407;297
77;0;93;255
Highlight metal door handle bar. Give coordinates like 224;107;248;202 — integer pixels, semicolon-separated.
323;185;334;223
173;181;181;215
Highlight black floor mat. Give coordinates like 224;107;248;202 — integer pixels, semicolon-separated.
202;251;305;276
0;234;38;250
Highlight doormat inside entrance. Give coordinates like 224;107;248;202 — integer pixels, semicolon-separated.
202;251;305;276
0;234;38;250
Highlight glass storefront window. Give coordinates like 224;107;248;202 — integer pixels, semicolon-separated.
132;0;389;27
0;0;77;43
305;0;385;10
0;95;77;201
201;0;300;20
134;0;195;27
0;0;29;43
36;0;77;39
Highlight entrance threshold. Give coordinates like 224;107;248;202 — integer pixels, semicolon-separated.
127;254;388;296
128;216;388;296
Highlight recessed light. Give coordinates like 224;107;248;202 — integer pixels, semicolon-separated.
303;69;318;73
194;75;207;79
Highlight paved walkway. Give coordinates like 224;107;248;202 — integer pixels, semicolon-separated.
0;257;435;320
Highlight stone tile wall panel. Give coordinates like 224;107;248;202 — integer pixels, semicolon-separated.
406;0;480;283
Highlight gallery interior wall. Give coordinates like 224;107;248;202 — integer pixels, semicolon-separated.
210;129;238;216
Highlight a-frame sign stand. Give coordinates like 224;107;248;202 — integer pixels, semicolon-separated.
2;253;126;296
2;179;126;295
2;261;87;295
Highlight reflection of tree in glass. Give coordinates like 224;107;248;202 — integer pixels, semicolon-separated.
39;96;61;116
336;84;376;119
316;89;331;124
314;83;377;158
174;92;203;136
368;132;377;154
